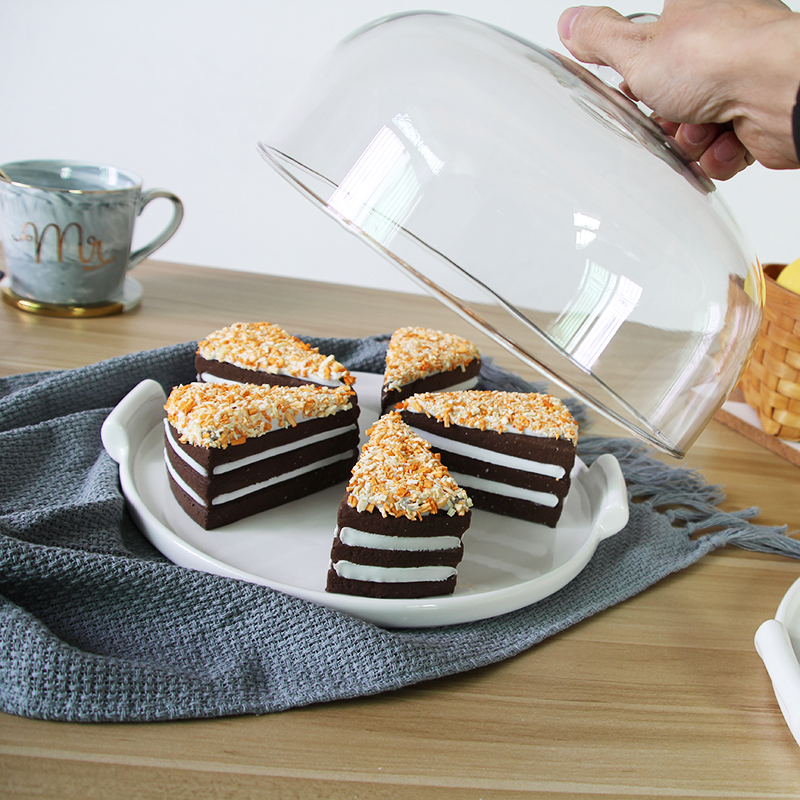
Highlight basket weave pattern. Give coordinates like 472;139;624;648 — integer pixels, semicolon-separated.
740;263;800;441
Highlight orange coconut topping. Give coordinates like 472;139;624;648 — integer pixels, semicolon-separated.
347;412;472;519
164;382;355;449
398;391;578;442
383;327;479;391
198;322;355;386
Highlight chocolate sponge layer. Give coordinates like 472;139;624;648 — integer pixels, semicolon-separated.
460;487;566;527
400;409;574;465
196;355;356;391
336;498;472;538
325;569;458;599
168;458;354;530
380;358;480;412
329;536;463;569
326;498;471;598
164;402;359;529
435;449;571;495
166;420;359;502
399;408;576;527
332;498;468;568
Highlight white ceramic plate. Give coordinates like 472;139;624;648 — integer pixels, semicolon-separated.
756;578;800;745
101;372;629;628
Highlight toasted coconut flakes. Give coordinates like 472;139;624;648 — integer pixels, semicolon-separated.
347;412;472;520
165;382;355;449
397;391;578;442
383;327;479;391
198;322;355;386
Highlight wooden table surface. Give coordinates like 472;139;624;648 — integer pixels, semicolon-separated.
2;258;800;799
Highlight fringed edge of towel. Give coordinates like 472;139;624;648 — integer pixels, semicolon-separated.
578;435;800;560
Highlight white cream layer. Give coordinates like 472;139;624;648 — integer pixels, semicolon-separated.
338;527;462;552
388;376;478;396
199;371;341;388
332;560;457;583
165;450;353;507
449;471;558;508
164;418;356;477
407;425;566;479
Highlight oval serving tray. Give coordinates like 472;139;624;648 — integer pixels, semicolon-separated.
101;372;629;628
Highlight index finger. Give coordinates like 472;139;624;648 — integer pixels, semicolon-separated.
558;6;655;72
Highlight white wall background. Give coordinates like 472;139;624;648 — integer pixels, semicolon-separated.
3;0;799;295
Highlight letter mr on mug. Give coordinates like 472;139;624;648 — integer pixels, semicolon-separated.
0;160;183;313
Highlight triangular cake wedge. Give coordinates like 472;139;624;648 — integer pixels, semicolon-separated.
397;391;578;527
380;327;480;412
196;321;356;390
164;382;359;529
327;411;473;599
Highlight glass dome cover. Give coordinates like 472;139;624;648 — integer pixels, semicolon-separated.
258;11;764;458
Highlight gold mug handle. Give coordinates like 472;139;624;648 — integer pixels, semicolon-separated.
128;189;184;269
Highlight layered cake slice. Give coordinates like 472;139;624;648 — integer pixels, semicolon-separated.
380;326;480;412
164;382;359;529
196;321;356;389
327;411;473;599
397;391;578;527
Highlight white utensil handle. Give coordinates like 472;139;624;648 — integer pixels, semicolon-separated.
755;618;800;746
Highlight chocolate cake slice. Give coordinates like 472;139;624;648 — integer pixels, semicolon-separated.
164;382;359;529
196;321;356;390
327;412;473;599
397;391;578;527
380;326;480;412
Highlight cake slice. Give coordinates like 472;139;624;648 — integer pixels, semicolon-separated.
164;382;359;529
326;411;473;599
196;321;356;389
380;326;480;412
397;391;578;527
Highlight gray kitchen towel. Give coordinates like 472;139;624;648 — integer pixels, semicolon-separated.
1;336;798;723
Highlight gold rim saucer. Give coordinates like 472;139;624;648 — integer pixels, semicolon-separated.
1;280;136;318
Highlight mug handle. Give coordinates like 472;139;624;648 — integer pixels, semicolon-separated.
128;189;184;269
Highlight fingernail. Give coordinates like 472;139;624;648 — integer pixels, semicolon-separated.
713;137;739;163
558;7;584;41
683;124;712;145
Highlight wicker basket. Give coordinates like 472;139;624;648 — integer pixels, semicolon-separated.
740;263;800;441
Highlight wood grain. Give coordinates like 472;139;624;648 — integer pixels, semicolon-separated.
2;258;800;799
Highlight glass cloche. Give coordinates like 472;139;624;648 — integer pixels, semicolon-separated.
258;11;764;458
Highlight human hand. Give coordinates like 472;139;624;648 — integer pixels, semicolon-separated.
557;0;800;180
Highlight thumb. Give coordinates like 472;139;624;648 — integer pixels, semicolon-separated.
558;6;648;71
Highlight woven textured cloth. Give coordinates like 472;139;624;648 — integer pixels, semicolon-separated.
1;336;798;723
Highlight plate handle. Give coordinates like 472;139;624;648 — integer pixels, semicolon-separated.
755;618;800;746
584;453;629;540
101;379;167;464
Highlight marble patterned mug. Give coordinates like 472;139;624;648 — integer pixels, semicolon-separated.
0;160;183;307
